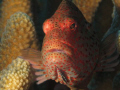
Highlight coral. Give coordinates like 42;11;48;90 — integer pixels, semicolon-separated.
113;0;120;15
92;0;113;39
0;0;32;38
0;57;34;90
0;12;40;71
113;0;120;8
72;0;102;23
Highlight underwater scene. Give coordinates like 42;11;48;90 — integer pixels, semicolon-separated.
0;0;120;90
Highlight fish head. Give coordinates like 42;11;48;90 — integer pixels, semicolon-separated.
41;0;99;87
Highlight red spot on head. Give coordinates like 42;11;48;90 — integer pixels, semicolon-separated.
43;19;54;34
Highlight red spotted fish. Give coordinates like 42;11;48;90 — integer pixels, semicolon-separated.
20;0;120;90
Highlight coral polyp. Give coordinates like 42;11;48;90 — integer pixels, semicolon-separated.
0;0;32;38
0;57;34;90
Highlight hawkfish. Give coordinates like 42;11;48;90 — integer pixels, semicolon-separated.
20;0;120;90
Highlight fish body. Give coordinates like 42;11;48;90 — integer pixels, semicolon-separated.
20;0;120;89
41;0;99;88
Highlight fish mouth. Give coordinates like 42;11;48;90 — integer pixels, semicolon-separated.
42;39;75;56
45;48;75;62
47;49;64;52
46;49;69;55
42;40;75;65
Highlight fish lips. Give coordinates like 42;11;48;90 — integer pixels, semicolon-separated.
46;49;69;55
43;48;73;65
42;38;75;58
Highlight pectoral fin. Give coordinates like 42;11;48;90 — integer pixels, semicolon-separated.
95;31;120;72
19;48;49;84
19;48;42;65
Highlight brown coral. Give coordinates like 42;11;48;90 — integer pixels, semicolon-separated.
92;0;113;39
0;0;32;38
113;0;120;8
0;12;40;71
0;57;34;90
72;0;102;23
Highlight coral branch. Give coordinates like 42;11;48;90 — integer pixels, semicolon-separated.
0;12;40;71
72;0;101;23
0;0;32;37
0;57;35;90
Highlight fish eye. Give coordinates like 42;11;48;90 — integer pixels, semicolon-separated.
70;23;76;30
